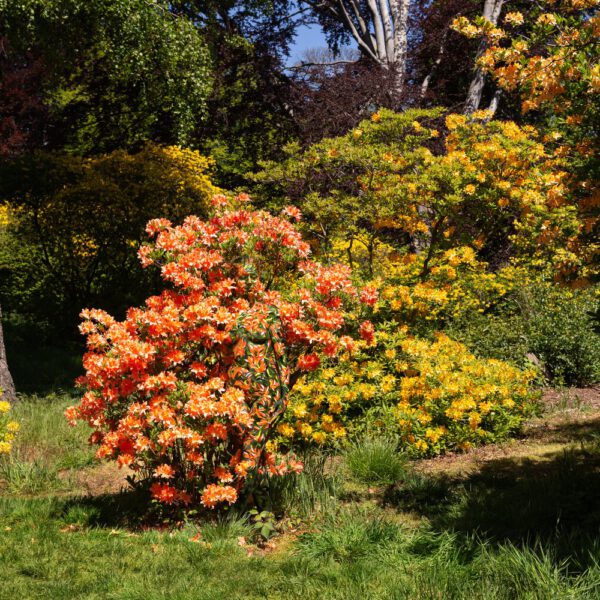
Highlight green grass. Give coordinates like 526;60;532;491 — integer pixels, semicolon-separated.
2;394;600;599
0;394;94;494
343;436;407;486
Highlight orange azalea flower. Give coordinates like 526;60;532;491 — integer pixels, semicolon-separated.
200;484;237;508
154;464;175;479
150;483;178;504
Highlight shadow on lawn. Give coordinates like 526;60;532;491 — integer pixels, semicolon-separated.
58;487;157;529
527;415;600;445
386;421;600;570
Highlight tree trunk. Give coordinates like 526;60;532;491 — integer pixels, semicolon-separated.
321;0;412;103
390;0;410;100
463;0;505;114
0;304;16;402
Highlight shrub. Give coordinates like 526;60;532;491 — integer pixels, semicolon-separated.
0;144;218;328
344;437;407;486
283;328;536;456
0;396;19;455
66;195;375;509
450;281;600;386
253;109;580;279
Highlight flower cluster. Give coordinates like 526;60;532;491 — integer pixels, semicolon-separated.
66;195;373;508
0;398;19;455
376;247;533;324
452;3;600;113
281;328;536;455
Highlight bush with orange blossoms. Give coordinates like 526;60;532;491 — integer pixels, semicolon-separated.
452;1;600;282
66;194;374;508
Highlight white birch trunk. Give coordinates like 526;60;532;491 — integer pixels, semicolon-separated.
323;0;411;100
464;0;505;113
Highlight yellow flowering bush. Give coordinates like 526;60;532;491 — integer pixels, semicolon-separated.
254;109;581;280
280;328;536;456
0;397;19;455
0;143;219;323
377;247;533;325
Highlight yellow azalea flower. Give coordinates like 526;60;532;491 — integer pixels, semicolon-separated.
536;13;557;26
468;412;482;430
479;401;492;414
293;403;308;418
298;423;313;438
332;426;347;438
329;400;343;414
504;11;524;26
414;439;428;452
277;423;295;438
312;431;327;444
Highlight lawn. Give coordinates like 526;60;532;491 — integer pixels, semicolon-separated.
2;391;600;599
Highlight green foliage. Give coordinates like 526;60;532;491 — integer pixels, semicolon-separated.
296;507;402;563
344;437;407;486
450;281;600;386
1;0;212;152
247;509;278;541
0;144;217;329
265;451;342;518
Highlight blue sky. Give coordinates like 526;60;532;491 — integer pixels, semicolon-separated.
287;23;328;64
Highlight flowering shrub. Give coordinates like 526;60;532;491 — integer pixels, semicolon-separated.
66;195;374;508
282;328;536;456
254;109;580;279
373;246;531;326
452;1;599;284
0;397;19;454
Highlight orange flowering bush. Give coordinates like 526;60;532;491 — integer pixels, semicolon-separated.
452;1;600;282
66;194;374;509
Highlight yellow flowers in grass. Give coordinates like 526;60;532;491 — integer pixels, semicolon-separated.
0;397;19;455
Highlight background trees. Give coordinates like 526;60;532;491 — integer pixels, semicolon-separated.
0;145;217;333
1;0;213;154
0;0;597;397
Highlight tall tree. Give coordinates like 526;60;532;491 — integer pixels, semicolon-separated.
306;0;412;100
171;0;301;185
0;305;16;402
461;0;506;114
0;0;212;154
